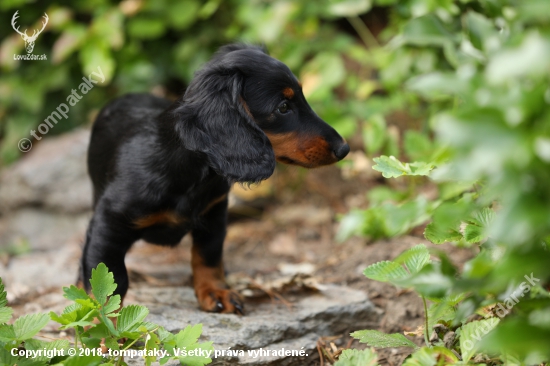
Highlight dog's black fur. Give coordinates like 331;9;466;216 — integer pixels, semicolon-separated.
80;44;350;314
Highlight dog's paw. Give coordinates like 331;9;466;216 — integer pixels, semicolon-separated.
196;286;245;315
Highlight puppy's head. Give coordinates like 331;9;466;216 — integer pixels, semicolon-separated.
174;44;349;183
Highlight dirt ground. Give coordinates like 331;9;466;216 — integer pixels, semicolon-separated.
109;163;475;365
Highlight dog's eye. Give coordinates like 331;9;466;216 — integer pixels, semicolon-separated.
277;102;290;114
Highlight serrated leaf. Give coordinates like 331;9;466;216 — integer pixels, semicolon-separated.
463;224;483;243
172;324;213;366
53;354;103;366
373;156;434;178
63;285;92;302
0;307;13;324
363;261;409;283
424;222;462;244
117;305;149;333
157;326;175;343
334;348;379;366
104;336;120;350
427;301;456;333
89;263;117;306
460;318;500;362
13;313;50;341
25;339;69;361
0;279;7;308
402;346;459;366
175;324;203;348
471;207;495;227
174;342;214;366
0;324;16;342
394;244;431;274
351;329;417;349
103;295;121;315
0;347;18;365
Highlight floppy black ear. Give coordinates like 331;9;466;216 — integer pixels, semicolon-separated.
172;49;275;183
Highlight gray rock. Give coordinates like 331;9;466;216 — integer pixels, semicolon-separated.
0;208;89;250
0;129;93;214
124;284;380;365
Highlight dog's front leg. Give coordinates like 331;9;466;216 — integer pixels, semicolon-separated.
191;197;244;314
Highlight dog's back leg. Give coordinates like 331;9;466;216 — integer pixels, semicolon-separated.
80;204;137;300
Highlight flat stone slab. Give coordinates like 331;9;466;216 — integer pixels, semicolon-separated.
125;285;380;365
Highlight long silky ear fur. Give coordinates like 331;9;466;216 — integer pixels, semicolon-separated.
171;49;275;183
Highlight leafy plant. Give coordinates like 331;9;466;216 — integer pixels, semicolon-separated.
336;0;550;363
0;264;213;365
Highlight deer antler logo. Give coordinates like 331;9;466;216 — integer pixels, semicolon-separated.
11;11;48;54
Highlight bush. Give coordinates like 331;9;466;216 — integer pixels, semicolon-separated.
339;0;550;363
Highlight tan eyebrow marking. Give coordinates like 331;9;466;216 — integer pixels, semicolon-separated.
283;87;294;99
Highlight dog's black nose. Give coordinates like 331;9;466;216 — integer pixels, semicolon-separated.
334;143;350;161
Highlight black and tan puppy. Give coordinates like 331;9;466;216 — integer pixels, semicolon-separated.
80;44;350;314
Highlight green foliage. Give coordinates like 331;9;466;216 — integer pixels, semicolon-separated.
0;0;383;165
340;0;550;363
372;156;434;178
351;329;418;349
334;348;379;366
0;264;212;365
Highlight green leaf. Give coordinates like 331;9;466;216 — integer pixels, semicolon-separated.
373;156;434;178
402;346;459;366
402;14;455;47
0;324;16;342
336;210;366;242
25;339;69;362
470;207;495;227
334;348;379;366
0;278;8;308
175;324;203;349
404;130;434;161
465;11;496;51
103;295;121;315
363;261;409;282
157;326;175;343
394;244;431;275
63;285;92;302
79;41;115;84
117;305;149;332
0;307;13;324
326;0;372;17
424;222;462;244
13;313;50;341
104;336;120;351
89;263;117;306
145;331;160;366
0;347;18;366
427;301;456;333
363;115;387;155
53;355;104;366
351;329;417;349
172;324;214;366
460;318;500;362
463;223;483;243
423;201;472;244
168;1;200;30
127;16;166;39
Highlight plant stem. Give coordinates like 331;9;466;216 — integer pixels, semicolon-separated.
422;296;431;347
347;16;380;49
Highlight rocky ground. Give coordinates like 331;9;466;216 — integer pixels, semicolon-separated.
0;130;474;365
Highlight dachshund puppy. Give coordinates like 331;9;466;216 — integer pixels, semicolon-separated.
80;44;350;314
